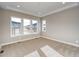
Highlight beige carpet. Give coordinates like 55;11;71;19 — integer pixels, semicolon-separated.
0;37;79;57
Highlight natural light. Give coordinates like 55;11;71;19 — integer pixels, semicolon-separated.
24;45;63;57
11;17;39;37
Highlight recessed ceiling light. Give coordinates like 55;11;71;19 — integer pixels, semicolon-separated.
17;5;20;7
62;2;66;4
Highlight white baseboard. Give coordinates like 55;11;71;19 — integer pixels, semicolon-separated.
1;35;79;48
41;35;79;47
1;36;40;47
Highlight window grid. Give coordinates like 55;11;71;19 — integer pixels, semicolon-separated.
11;17;38;37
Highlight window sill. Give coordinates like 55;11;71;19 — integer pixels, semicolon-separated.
11;32;39;38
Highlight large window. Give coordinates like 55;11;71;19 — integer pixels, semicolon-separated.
32;20;38;33
23;19;38;34
23;19;31;34
42;20;46;32
11;17;22;37
11;17;38;37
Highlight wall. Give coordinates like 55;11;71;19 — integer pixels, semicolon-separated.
42;5;79;45
0;8;3;45
0;9;1;44
0;9;40;46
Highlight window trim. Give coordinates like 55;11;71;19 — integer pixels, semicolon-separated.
10;17;39;38
42;20;46;32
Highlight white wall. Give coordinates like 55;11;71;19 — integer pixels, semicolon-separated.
0;9;40;46
0;9;1;44
0;8;3;45
42;6;79;45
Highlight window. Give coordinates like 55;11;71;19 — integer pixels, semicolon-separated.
32;20;38;33
23;19;31;34
23;19;38;34
11;17;39;37
11;17;22;37
42;20;46;32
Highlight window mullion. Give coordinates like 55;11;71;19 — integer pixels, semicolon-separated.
21;19;23;35
30;19;32;30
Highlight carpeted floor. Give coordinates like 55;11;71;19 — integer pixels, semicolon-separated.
0;37;79;57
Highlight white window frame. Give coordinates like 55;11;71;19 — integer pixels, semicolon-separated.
10;17;39;37
42;20;46;32
10;17;22;37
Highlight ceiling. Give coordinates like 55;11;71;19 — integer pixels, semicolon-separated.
0;2;78;17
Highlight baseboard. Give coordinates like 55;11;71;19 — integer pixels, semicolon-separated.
41;35;79;47
1;35;79;48
1;36;40;47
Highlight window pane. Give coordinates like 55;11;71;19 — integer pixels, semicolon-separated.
42;20;46;32
32;20;38;33
23;19;31;34
11;17;21;37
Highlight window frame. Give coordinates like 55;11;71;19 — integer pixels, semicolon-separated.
10;17;22;37
10;17;39;37
42;20;46;32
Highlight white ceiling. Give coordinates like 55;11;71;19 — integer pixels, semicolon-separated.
0;2;78;17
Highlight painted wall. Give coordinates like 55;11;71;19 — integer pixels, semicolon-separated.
42;6;79;45
0;9;40;46
0;8;3;45
0;9;1;44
